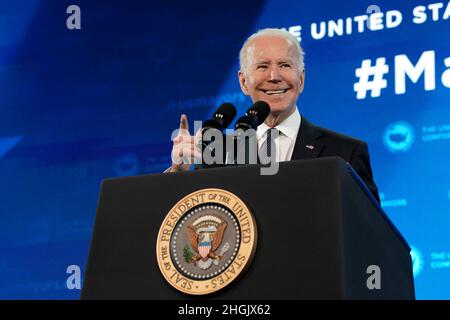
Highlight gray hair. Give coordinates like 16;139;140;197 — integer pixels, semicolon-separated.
239;28;305;74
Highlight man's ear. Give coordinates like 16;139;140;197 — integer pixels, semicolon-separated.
238;70;250;96
298;69;306;94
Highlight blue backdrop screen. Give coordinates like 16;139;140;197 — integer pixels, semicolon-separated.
0;0;449;299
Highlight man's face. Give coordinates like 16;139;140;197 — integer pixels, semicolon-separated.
238;36;305;116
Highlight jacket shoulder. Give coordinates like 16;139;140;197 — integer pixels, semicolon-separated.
315;125;366;148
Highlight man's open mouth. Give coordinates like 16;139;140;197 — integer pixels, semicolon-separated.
260;88;289;95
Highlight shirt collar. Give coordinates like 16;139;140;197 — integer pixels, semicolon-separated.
257;107;301;140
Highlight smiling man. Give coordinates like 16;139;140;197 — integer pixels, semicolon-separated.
167;28;380;203
238;31;304;129
238;28;380;203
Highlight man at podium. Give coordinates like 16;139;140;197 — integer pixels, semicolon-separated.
165;28;380;204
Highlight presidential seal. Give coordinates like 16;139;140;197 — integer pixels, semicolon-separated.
156;188;257;295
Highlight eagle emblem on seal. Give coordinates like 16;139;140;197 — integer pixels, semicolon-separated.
184;215;230;270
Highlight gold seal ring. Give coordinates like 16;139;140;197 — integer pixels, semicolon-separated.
156;188;257;295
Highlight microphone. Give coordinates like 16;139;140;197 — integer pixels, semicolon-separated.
235;101;270;131
199;103;237;168
232;101;271;165
201;103;237;135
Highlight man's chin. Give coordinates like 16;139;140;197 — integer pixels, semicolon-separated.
268;103;293;115
251;96;296;114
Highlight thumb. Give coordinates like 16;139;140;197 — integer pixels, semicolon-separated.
194;125;203;150
194;125;203;139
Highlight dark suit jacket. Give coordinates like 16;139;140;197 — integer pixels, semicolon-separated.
293;117;380;203
198;117;380;204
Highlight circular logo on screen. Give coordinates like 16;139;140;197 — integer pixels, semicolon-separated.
410;246;424;278
383;121;415;153
156;188;257;295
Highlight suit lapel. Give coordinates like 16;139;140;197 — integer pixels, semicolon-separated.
292;117;324;160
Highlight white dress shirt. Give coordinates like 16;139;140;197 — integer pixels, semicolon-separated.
256;107;301;162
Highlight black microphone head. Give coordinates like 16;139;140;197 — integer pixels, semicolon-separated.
213;102;237;129
246;101;270;126
202;102;237;135
235;101;271;131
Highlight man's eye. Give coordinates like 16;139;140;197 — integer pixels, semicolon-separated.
281;64;291;68
257;65;268;69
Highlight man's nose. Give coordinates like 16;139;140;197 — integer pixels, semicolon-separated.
268;67;282;83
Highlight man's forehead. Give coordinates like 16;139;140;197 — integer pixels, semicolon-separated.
246;37;296;62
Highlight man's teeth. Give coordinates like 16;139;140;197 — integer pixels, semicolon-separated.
265;89;287;95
